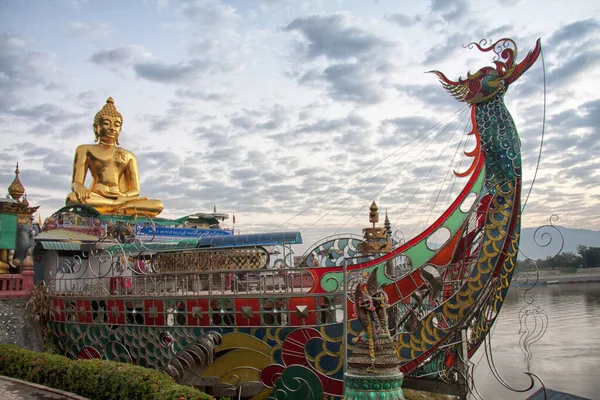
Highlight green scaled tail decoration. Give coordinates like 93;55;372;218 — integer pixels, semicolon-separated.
477;94;522;188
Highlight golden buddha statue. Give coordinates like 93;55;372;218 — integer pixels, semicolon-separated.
65;97;163;217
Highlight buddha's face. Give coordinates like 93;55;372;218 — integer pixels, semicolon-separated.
97;115;122;144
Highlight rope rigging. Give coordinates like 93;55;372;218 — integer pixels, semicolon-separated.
334;105;471;235
408;108;472;238
270;105;467;232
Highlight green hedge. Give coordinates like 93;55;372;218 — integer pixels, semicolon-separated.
0;345;212;400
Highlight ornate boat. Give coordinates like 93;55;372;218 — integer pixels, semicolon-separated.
43;38;541;399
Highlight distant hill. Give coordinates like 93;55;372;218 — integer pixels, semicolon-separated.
518;226;600;260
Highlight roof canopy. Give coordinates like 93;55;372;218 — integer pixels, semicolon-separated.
54;204;190;226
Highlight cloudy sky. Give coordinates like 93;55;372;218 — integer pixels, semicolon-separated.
1;0;599;251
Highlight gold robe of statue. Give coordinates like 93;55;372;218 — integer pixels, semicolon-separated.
65;98;163;217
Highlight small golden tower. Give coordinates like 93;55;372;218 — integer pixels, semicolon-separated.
357;201;392;254
8;163;25;201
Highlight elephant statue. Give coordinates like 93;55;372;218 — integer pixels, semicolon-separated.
16;223;36;262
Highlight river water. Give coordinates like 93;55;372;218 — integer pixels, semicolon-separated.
472;282;600;399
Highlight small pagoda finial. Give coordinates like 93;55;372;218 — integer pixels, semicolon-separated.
384;210;392;237
357;201;391;255
369;201;379;228
214;205;217;213
8;162;25;201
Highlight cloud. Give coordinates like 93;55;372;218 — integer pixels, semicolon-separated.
12;103;79;124
0;144;73;199
284;13;395;105
92;36;246;85
322;63;387;104
89;4;248;84
268;110;372;150
7;104;85;139
178;0;240;28
61;122;89;138
546;50;600;88
89;45;150;66
382;115;437;136
75;90;106;109
290;61;391;105
396;83;463;109
230;109;261;130
506;63;544;99
135;150;182;180
295;112;370;135
547;19;600;47
376;114;453;150
134;58;210;83
141;99;201;132
384;13;423;27
430;0;469;23
532;98;600;192
284;13;391;61
255;105;289;131
494;21;600;97
549;98;600;132
486;24;514;38
10;167;71;195
422;33;470;65
0;33;63;111
175;88;230;103
194;125;232;148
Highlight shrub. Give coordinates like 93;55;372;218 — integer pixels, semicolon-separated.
0;345;212;400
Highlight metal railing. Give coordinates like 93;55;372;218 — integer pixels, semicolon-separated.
48;266;316;298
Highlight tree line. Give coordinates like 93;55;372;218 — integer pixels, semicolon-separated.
515;245;600;273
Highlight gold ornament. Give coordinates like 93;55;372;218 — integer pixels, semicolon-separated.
8;163;25;201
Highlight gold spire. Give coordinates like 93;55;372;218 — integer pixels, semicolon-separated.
8;163;25;201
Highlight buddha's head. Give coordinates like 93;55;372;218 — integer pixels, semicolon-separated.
94;97;123;145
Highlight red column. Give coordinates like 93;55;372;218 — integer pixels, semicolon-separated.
21;269;34;293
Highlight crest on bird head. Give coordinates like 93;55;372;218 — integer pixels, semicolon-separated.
429;38;542;104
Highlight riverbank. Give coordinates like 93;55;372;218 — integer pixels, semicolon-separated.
513;267;600;285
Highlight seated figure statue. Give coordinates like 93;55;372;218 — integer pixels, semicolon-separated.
66;97;163;217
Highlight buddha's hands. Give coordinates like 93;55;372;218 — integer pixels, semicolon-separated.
95;190;119;200
72;182;92;202
114;195;148;203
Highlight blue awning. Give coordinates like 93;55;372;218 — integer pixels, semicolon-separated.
106;231;302;254
195;231;302;247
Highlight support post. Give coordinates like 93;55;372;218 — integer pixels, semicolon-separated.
344;267;405;400
457;329;470;400
343;259;348;392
